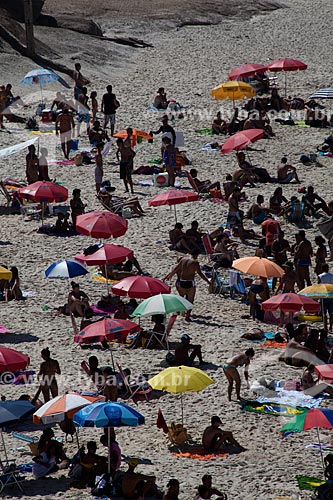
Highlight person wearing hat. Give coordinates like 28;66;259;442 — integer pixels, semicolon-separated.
163;478;180;500
174;334;204;366
151;115;176;145
194;474;227;500
202;416;245;453
70;188;85;229
121;457;159;499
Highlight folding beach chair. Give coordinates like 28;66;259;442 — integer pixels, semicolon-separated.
0;181;14;206
145;314;177;350
0;458;24;493
116;362;152;402
211;268;230;296
202;234;224;263
185;170;200;193
229;270;247;298
168;423;188;447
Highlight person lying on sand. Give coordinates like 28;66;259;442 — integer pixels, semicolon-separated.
189;168;221;193
222;348;254;400
202;416;245;453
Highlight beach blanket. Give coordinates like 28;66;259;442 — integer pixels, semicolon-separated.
195;128;213;135
0;324;10;334
28;130;55;135
49;159;75;166
305;442;333;452
91;273;119;284
172;446;228;461
257;390;324;409
296;475;325;491
318;151;333;157
261;341;287;349
241;400;307;417
91;304;117;316
201;142;221;151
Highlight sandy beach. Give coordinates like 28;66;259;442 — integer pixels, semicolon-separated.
1;0;333;498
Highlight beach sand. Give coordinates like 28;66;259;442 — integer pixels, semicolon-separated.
0;0;333;498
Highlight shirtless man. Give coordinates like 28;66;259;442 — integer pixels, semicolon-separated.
294;230;313;290
55;109;75;159
196;474;227;500
73;62;90;100
169;223;195;253
227;187;244;229
202;416;245;453
38;348;61;403
94;143;104;193
277;157;300;183
164;252;210;321
276;262;297;293
116;138;135;193
121;458;157;499
303;185;329;217
174;333;204;365
189;168;221;193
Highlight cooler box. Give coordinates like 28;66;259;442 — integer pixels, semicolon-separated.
41;109;53;123
153;172;169;187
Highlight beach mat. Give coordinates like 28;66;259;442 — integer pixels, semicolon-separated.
195;128;213;135
258;390;324;410
172;446;228;461
296;475;325;491
0;324;10;334
91;304;117;316
261;341;287;349
49;159;75;166
241;400;307;417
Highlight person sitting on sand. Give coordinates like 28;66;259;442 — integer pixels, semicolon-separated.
5;266;22;301
222;348;254;401
81;440;108;488
88;120;110;146
202;416;245;453
236;152;272;183
301;364;333;397
211;111;228;135
213;234;236;268
163;478;180;500
54;213;70;233
277;157;300;184
303;185;329;217
194;474;227;500
33;442;60;479
269;187;288;215
121;457;158;500
173;334;204;366
70;188;85;229
114;301;131;321
282;324;315;367
68;281;89;317
153;87;168;109
247;195;270;224
270;88;289;112
186;221;204;252
169;223;197;253
189;168;221;193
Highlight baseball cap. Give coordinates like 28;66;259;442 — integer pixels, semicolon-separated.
181;334;191;342
128;457;138;468
211;416;222;425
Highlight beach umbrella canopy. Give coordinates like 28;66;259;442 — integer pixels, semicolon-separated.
33;392;104;424
131;293;193;317
210;81;256;102
232;256;284;278
0;347;30;373
0;266;12;280
20;68;60;86
262;293;320;313
299;284;333;299
74;318;140;345
112;276;171;299
0;400;35;427
267;58;307;96
114;129;153;146
228;63;267;81
309;88;333;100
221;129;264;154
314;365;333;384
18;181;68;203
148;366;214;424
148;189;199;222
76;211;128;239
45;260;88;279
75;244;133;266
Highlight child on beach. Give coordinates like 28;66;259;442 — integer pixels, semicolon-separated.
90;91;98;122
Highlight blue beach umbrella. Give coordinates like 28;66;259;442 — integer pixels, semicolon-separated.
0;400;35;460
45;260;88;280
74;402;145;473
20;68;70;100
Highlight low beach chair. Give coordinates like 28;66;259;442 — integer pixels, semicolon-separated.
168;423;188;447
116;362;152;402
211;268;230;296
0;458;24;494
145;313;177;350
202;234;224;263
229;270;247;298
185;170;201;193
0;181;14;206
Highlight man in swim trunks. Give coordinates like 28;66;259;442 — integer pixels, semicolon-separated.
164;251;210;321
55;109;75;159
116;138;135;193
174;334;204;365
202;416;245;452
294;230;313;290
277;157;300;183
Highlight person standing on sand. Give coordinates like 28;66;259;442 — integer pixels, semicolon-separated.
293;230;313;290
94;142;104;193
101;85;119;136
25;144;39;184
164;251;210;321
55;109;75;160
116;138;135;194
70;188;85;229
202;416;245;452
73;62;90;100
38;348;61;403
222;348;254;401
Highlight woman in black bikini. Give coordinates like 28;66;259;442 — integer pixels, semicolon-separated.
248;277;270;320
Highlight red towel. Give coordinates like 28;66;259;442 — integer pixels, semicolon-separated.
157;408;169;434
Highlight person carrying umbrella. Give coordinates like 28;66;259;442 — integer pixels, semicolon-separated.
164;251;211;321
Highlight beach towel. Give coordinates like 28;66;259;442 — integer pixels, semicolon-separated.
261;341;287;349
195;128;213;135
305;442;333;452
28;130;55;135
49;159;75;166
257;390;324;409
296;475;325;491
201;142;221;151
0;324;10;334
149;158;163;165
91;304;117;316
172;446;228;461
241;400;307;417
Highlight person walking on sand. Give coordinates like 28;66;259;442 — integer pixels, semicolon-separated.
116;138;135;194
55;109;75;160
94;142;104;193
293;230;313;290
162;136;177;187
164;251;211;321
222;348;254;401
101;85;119;136
202;416;245;452
38;348;61;403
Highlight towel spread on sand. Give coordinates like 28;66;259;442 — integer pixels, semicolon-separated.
0;324;10;334
261;341;287;349
49;159;76;166
91;304;117;316
318;151;333;157
257;390;324;409
201;142;221;151
195;128;213;135
241;400;307;417
172;446;228;460
296;475;325;491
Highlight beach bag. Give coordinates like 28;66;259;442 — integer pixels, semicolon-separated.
74;153;83;166
83;244;100;256
114;98;120;109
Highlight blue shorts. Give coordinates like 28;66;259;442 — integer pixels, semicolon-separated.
323;299;333;314
78;113;90;123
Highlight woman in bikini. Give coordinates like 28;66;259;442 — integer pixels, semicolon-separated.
248;277;270;320
223;348;255;401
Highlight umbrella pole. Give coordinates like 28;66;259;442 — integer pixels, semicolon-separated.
104;264;110;295
284;72;287;98
174;205;177;223
75;427;80;450
181;393;184;426
1;429;8;462
316;427;325;474
109;346;116;373
108;427;111;475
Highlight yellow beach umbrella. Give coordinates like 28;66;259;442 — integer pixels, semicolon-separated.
0;266;12;280
299;284;333;299
148;366;214;424
210;81;256;103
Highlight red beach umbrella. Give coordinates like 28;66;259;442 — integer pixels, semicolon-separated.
75;244;133;266
76;211;128;239
262;293;320;313
74;318;140;345
228;63;267;81
18;181;68;203
221;129;264;154
0;347;30;373
267;58;307;95
112;276;171;299
148;189;199;222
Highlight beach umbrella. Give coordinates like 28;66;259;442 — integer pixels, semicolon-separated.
112;276;171;299
113;129;153;147
280;408;333;471
148;189;199;222
262;293;320;313
232;256;284;278
314;364;333;384
33;392;104;424
0;400;35;461
228;63;268;81
0;346;30;373
131;293;193;317
76;211;128;239
148;366;214;424
210;81;256;106
310;88;333;100
18;181;68;203
75;244;133;266
0;266;12;280
45;260;88;280
73;401;145;473
221;129;264;154
299;284;333;299
267;58;307;96
20;68;61;101
74;318;140;345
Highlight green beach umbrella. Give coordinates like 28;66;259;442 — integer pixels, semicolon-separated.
131;293;193;318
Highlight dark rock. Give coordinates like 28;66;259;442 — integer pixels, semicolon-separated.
0;0;45;22
54;15;103;36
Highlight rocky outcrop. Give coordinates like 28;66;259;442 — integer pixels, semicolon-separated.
0;0;45;22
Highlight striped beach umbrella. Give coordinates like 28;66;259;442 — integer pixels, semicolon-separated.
45;260;88;279
310;88;333;100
